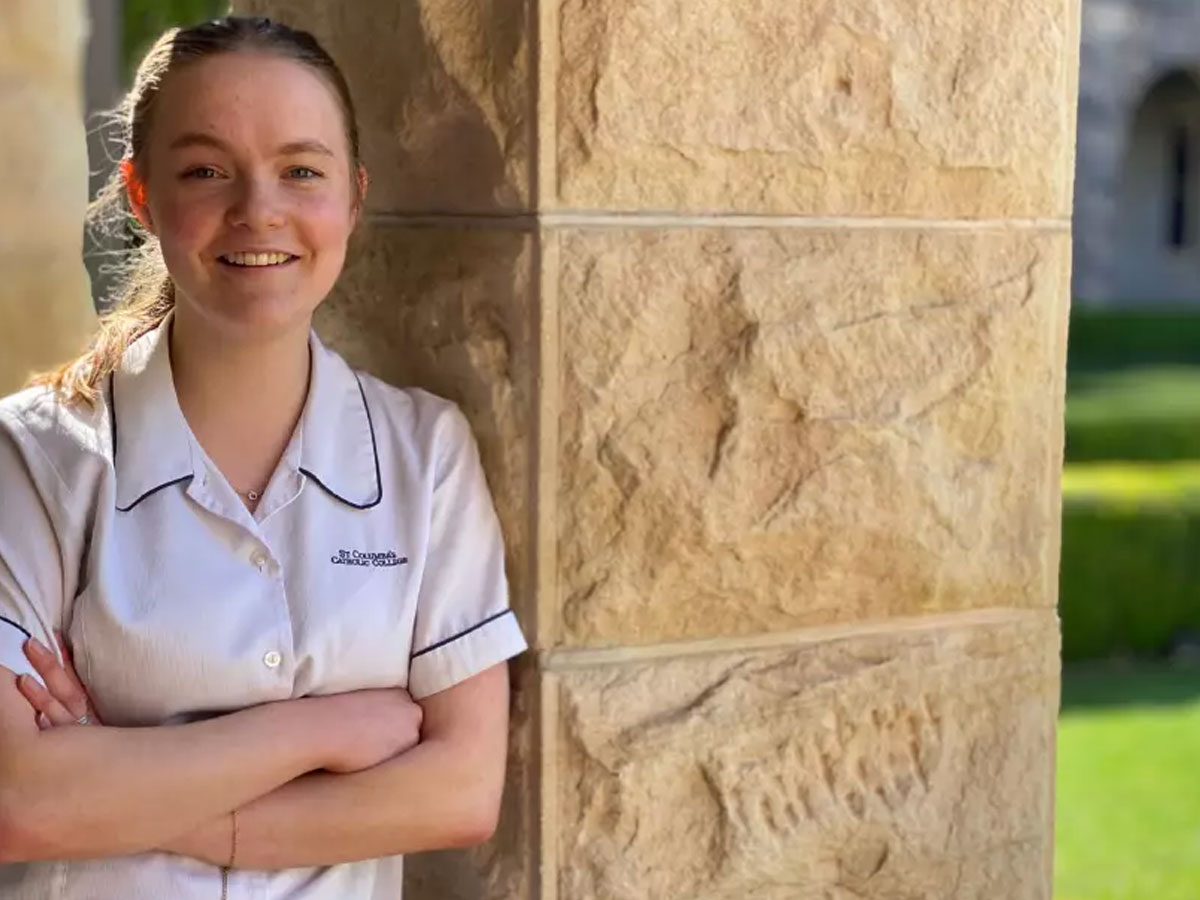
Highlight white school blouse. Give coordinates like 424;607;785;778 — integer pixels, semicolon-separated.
0;319;527;899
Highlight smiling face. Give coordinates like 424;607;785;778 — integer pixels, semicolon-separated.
133;51;364;342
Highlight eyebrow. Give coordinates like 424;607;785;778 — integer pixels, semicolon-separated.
167;133;335;157
167;132;228;152
278;139;336;157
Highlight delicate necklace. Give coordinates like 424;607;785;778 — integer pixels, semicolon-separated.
236;486;265;502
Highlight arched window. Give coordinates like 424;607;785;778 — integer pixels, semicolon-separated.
1169;124;1191;249
1116;70;1200;303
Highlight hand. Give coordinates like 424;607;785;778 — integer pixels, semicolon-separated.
17;630;421;772
18;631;102;729
311;688;424;773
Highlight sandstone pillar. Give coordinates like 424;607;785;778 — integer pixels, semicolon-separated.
238;2;1079;897
0;1;97;394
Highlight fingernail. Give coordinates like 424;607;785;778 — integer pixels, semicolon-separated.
25;638;47;656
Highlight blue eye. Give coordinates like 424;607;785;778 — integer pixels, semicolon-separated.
288;167;322;179
183;166;220;179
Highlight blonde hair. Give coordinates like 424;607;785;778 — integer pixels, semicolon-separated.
33;16;362;404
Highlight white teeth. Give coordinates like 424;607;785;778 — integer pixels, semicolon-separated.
221;252;292;267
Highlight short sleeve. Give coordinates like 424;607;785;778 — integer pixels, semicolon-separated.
0;414;68;685
407;407;527;700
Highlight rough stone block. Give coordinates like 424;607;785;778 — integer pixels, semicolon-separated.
556;0;1076;216
317;222;536;624
558;227;1070;647
236;0;531;213
552;611;1058;900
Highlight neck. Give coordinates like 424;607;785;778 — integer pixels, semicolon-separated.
169;310;312;497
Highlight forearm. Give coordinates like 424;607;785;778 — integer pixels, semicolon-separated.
0;674;329;861
169;735;500;869
167;667;512;869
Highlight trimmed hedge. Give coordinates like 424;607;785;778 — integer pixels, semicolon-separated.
1060;463;1200;661
1060;308;1200;657
1069;308;1200;371
1066;367;1200;462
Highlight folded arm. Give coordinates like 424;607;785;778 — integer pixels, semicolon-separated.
3;420;327;861
0;666;332;862
165;663;511;868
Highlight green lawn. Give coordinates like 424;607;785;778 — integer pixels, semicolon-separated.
1055;662;1200;900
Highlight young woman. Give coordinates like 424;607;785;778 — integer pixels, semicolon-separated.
0;16;526;899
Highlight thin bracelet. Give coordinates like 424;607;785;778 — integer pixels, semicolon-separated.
219;810;237;900
229;809;239;869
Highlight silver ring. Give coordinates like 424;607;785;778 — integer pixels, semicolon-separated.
74;714;90;726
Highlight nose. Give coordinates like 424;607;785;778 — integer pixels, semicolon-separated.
226;175;285;231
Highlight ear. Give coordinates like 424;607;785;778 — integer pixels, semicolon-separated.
351;164;369;226
120;158;155;234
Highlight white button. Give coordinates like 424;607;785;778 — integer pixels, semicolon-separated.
263;650;282;669
250;551;269;573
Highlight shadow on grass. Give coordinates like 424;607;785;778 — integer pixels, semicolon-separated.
1060;659;1200;712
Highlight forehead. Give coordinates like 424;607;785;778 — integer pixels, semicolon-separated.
149;52;349;157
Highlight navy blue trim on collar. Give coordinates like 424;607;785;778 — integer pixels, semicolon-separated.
110;373;195;513
0;615;32;640
111;355;383;512
299;375;383;511
411;609;515;660
116;475;196;513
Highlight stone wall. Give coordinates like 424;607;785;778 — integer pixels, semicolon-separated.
236;1;1077;897
0;0;97;394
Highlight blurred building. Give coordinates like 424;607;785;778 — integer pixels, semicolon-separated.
1075;0;1200;305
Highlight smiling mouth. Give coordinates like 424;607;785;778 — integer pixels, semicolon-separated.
218;252;299;268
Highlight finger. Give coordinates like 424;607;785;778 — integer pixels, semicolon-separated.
54;630;72;662
16;674;78;727
53;631;103;725
15;673;56;717
53;631;91;699
23;638;89;720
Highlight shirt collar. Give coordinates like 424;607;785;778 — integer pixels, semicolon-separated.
298;333;382;510
111;319;381;513
110;318;196;512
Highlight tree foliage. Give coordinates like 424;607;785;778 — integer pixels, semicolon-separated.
123;0;230;78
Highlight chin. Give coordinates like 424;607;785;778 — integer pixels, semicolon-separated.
189;294;317;343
